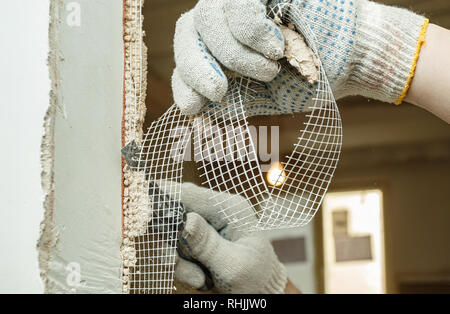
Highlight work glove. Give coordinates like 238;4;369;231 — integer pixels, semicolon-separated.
165;182;288;294
172;0;428;116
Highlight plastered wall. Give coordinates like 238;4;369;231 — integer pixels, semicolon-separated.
38;0;124;293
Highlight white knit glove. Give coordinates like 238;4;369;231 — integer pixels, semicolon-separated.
172;0;428;116
170;182;288;294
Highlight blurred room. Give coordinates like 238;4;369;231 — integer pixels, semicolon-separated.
144;0;450;294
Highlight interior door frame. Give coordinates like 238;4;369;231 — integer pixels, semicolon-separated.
314;178;394;294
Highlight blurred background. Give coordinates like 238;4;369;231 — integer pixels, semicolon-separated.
143;0;450;293
0;0;49;293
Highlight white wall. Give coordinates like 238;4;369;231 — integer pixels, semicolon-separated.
0;0;50;293
263;194;317;294
265;224;316;294
44;0;124;294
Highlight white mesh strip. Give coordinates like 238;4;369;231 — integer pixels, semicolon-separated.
130;106;191;294
195;4;342;231
125;2;342;293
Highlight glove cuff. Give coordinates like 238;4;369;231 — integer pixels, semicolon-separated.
262;260;288;294
343;0;428;104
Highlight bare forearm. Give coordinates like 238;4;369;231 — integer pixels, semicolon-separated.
284;279;301;294
405;23;450;124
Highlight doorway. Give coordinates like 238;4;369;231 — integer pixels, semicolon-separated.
321;189;386;293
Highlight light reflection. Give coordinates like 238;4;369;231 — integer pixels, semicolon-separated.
267;162;287;187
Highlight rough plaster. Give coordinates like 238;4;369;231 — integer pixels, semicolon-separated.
121;0;149;294
38;0;124;293
274;15;318;83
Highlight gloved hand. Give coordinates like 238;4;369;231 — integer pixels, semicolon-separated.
167;182;288;294
172;0;428;116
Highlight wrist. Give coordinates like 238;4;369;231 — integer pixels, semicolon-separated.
285;279;302;294
342;0;428;104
